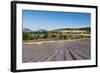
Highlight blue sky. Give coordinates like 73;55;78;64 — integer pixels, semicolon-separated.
22;10;91;31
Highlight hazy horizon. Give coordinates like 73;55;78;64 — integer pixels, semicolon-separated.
23;26;91;32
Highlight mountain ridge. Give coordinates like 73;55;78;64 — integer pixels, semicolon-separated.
23;27;90;32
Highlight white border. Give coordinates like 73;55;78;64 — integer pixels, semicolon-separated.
16;3;96;70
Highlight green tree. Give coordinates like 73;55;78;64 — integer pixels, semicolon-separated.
23;32;31;40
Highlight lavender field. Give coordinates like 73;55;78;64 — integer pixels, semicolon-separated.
22;39;91;63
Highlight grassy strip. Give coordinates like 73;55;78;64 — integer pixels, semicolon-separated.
23;38;90;45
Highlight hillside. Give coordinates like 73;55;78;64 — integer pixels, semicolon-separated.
53;27;91;31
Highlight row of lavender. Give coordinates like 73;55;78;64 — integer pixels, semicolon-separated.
22;39;90;63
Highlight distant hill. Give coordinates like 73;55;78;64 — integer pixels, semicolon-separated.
23;28;32;32
37;29;48;32
78;27;91;30
53;27;91;31
23;27;90;32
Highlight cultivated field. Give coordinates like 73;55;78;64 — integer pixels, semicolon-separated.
22;39;91;63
